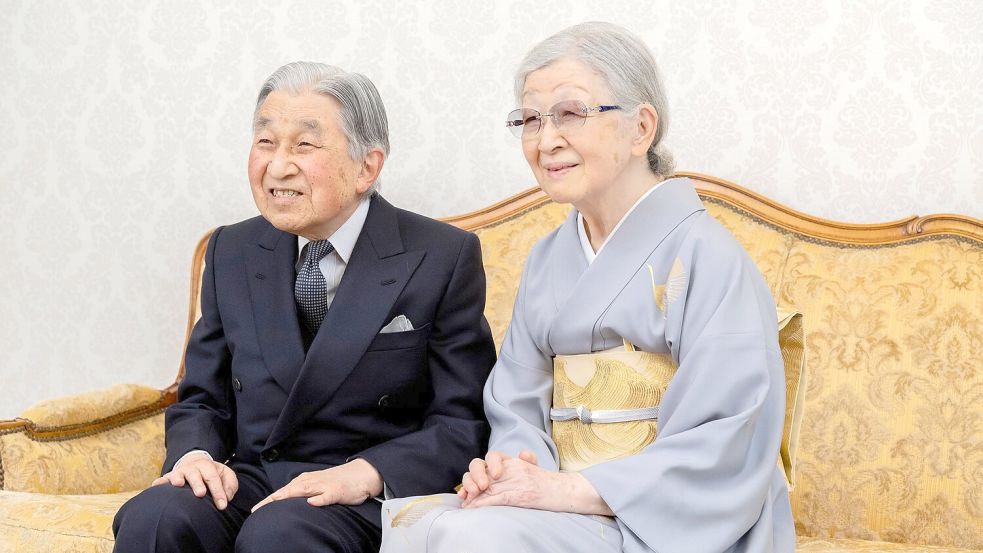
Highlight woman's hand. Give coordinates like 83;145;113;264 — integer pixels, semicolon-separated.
459;450;613;516
458;450;537;504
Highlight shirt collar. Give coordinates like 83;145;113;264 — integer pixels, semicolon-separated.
577;179;670;265
297;194;372;264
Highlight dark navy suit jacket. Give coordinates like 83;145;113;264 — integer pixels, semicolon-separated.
163;194;496;519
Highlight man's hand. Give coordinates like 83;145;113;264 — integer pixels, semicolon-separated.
151;452;239;511
251;458;384;512
459;450;613;516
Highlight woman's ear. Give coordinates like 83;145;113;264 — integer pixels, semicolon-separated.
631;103;659;157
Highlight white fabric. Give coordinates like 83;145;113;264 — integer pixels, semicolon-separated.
172;449;213;470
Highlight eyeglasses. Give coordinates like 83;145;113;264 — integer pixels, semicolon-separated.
506;100;622;139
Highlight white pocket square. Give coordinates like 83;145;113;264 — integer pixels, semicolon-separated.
380;314;414;334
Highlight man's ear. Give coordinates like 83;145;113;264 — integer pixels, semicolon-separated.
356;149;386;194
630;103;659;157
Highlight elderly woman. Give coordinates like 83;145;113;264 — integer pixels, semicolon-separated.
380;22;794;553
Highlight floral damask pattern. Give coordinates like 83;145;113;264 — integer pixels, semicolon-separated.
1;385;165;495
2;196;980;552
473;202;570;347
778;236;983;549
18;384;164;427
703;199;794;291
0;490;136;553
797;536;981;553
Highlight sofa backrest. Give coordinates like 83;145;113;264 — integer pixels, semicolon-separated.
449;173;983;549
177;173;983;548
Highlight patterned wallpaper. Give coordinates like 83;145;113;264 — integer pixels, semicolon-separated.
1;0;980;417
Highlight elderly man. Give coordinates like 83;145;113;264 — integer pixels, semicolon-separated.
112;61;497;553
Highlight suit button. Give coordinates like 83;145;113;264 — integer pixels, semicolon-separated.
262;449;279;462
232;378;242;392
378;395;391;409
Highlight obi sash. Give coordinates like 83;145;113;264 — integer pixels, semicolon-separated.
550;340;676;472
549;309;806;489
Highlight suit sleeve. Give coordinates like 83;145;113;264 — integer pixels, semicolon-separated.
162;227;236;473
353;232;497;497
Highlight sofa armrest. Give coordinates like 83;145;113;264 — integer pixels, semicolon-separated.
0;384;172;495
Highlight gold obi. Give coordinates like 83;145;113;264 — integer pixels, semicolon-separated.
551;341;676;472
549;309;805;488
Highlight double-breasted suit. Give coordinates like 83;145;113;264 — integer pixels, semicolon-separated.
114;194;497;552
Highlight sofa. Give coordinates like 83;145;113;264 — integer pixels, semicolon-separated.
2;172;981;552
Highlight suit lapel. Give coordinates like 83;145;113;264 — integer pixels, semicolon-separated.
267;196;424;449
244;222;306;393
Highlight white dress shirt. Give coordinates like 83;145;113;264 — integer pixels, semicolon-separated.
295;194;371;311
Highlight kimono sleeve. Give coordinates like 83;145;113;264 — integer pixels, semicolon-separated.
483;261;560;471
580;220;787;553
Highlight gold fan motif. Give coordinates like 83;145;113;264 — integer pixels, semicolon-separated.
553;351;677;471
388;495;443;528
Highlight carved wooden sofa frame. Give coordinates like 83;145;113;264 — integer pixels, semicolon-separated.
2;172;981;552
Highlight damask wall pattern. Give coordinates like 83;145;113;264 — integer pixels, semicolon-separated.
0;0;980;417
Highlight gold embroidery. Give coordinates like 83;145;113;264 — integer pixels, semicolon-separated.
552;350;676;472
389;495;443;528
649;258;687;314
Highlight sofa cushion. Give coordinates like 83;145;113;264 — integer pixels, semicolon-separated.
0;384;165;494
0;489;135;553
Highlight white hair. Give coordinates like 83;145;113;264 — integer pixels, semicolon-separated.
255;61;390;192
514;22;674;177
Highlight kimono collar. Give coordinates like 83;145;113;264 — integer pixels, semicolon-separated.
577;178;672;264
547;177;706;354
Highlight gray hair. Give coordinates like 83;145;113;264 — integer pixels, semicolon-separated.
255;61;390;192
514;22;674;177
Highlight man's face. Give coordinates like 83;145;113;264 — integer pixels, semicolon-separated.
248;89;372;240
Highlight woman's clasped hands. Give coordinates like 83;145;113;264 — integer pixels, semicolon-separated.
457;450;613;516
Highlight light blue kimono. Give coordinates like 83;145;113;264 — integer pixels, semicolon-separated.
381;177;795;553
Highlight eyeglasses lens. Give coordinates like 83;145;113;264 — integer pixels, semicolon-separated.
506;100;589;138
551;100;588;131
506;108;541;138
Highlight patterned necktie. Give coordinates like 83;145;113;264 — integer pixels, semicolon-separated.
295;240;334;333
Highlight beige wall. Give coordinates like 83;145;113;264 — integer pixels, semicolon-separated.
1;0;981;417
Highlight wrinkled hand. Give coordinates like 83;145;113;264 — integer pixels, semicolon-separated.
457;450;537;504
252;458;384;512
151;452;238;511
459;450;613;515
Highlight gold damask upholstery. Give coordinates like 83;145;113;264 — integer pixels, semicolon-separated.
472;201;570;347
701;199;983;550
780;236;983;547
2;173;980;552
0;384;166;494
0;490;136;553
796;536;983;552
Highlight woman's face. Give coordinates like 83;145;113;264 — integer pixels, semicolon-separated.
520;58;636;207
